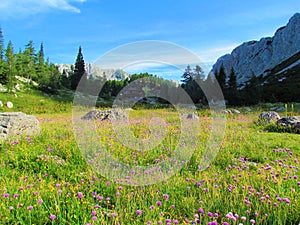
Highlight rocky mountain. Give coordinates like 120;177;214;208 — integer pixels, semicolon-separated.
56;62;129;81
212;13;300;87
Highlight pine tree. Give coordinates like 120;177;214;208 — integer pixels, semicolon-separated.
0;28;5;83
5;41;15;92
216;64;226;90
228;67;237;91
70;46;85;90
194;65;205;80
227;67;238;105
36;43;46;83
181;65;192;85
23;40;37;82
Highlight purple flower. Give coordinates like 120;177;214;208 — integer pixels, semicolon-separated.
198;208;204;214
38;199;43;204
136;210;142;215
92;216;97;221
49;215;56;220
91;211;97;216
208;212;213;217
28;206;33;211
3;193;9;198
78;192;83;199
156;201;162;206
163;194;169;200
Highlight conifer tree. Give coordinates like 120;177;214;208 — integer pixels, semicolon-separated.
70;46;85;90
23;40;37;82
216;64;226;90
0;28;5;83
5;41;15;92
36;43;46;83
227;67;238;105
228;67;237;91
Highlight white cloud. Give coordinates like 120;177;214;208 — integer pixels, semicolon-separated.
196;44;239;65
0;0;86;19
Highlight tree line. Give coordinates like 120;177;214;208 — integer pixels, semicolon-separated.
0;28;62;93
213;64;299;105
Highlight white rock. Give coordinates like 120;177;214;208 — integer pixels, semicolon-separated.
15;84;20;91
6;101;13;108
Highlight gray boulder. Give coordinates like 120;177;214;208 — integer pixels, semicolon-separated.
270;106;286;112
0;112;40;141
222;109;241;114
259;111;281;122
186;113;199;120
276;116;300;133
36;154;67;167
81;108;128;121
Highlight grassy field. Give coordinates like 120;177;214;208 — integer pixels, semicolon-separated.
0;91;299;224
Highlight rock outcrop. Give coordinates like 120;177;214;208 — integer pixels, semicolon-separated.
0;112;40;141
56;62;129;81
81;109;128;121
276;116;300;133
212;13;300;86
259;111;281;122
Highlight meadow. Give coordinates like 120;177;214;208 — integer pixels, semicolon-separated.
0;91;299;225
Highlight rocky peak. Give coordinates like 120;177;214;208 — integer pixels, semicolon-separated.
56;62;129;81
212;13;300;86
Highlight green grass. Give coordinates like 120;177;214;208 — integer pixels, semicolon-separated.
0;90;299;224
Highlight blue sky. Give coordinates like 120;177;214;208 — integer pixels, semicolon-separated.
0;0;299;80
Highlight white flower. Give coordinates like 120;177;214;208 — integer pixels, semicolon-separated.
6;101;13;108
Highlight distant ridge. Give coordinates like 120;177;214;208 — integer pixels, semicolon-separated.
56;62;129;81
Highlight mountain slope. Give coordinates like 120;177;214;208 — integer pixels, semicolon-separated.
212;13;300;86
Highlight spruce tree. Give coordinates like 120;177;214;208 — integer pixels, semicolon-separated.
23;40;37;82
0;28;5;83
36;43;46;84
228;67;237;91
216;64;226;90
5;41;15;92
227;67;238;105
70;46;85;90
181;65;192;85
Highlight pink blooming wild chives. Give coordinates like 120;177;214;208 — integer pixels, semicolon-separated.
50;215;56;220
78;192;83;199
136;209;142;215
